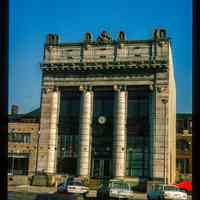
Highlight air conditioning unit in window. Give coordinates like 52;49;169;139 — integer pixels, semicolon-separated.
183;129;189;135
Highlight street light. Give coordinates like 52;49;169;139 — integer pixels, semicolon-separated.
35;130;40;175
162;99;168;185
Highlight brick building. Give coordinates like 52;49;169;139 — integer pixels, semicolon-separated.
176;113;192;181
8;106;40;184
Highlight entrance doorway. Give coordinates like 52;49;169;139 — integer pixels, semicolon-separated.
92;159;111;178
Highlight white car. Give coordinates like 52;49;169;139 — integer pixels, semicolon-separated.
147;184;188;200
67;180;89;194
97;179;135;200
57;179;89;195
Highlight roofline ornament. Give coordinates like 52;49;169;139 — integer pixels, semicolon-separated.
97;31;112;44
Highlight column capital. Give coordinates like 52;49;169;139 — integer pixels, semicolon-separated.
161;98;168;104
42;86;59;94
53;86;59;92
149;84;154;91
113;85;127;91
79;85;92;92
42;87;53;94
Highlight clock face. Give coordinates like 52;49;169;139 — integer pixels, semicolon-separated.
98;116;106;124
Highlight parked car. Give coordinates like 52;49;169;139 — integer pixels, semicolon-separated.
147;184;188;200
97;179;135;200
57;178;89;195
176;181;192;195
57;176;72;193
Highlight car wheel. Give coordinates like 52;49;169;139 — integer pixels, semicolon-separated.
96;193;102;200
147;195;151;200
79;194;85;200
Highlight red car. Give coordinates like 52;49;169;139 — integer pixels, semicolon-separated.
176;181;192;193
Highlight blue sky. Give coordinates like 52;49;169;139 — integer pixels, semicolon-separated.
9;0;192;114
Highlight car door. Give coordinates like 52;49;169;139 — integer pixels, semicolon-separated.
153;185;162;199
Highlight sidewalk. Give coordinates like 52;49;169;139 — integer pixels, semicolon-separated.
8;185;57;194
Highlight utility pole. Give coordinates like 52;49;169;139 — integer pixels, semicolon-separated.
35;130;40;174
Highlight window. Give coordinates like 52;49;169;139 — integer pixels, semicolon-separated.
177;159;189;173
93;92;114;117
126;92;149;177
126;137;149;177
176;139;190;151
8;132;31;144
189;120;192;129
8;153;29;175
58;135;79;158
184;119;188;129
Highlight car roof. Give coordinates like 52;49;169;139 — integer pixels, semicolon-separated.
109;179;124;182
156;184;179;189
109;179;130;186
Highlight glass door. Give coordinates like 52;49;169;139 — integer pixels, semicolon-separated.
93;159;101;177
92;159;111;178
103;159;110;177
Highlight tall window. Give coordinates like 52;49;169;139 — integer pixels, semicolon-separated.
57;90;80;174
126;92;149;177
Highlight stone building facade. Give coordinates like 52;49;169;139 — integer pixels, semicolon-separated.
37;29;176;184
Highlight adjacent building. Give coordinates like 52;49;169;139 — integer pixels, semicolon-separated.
8;106;40;178
37;29;176;184
176;113;192;181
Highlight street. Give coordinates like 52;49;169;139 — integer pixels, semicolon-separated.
8;192;146;200
8;185;192;200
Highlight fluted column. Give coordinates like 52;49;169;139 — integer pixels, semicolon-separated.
77;85;93;177
37;87;60;174
113;85;127;178
47;87;60;173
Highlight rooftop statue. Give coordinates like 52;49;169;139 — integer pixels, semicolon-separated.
97;31;112;43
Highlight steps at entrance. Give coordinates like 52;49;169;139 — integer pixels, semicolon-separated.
88;179;101;190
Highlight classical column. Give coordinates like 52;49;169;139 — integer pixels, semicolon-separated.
77;85;93;177
37;87;60;174
47;87;60;174
113;85;127;178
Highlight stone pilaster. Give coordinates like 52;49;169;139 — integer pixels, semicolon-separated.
77;85;93;177
149;85;169;182
37;87;60;174
113;85;127;178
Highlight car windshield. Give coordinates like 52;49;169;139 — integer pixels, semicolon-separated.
110;182;130;190
68;181;83;186
164;186;179;191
